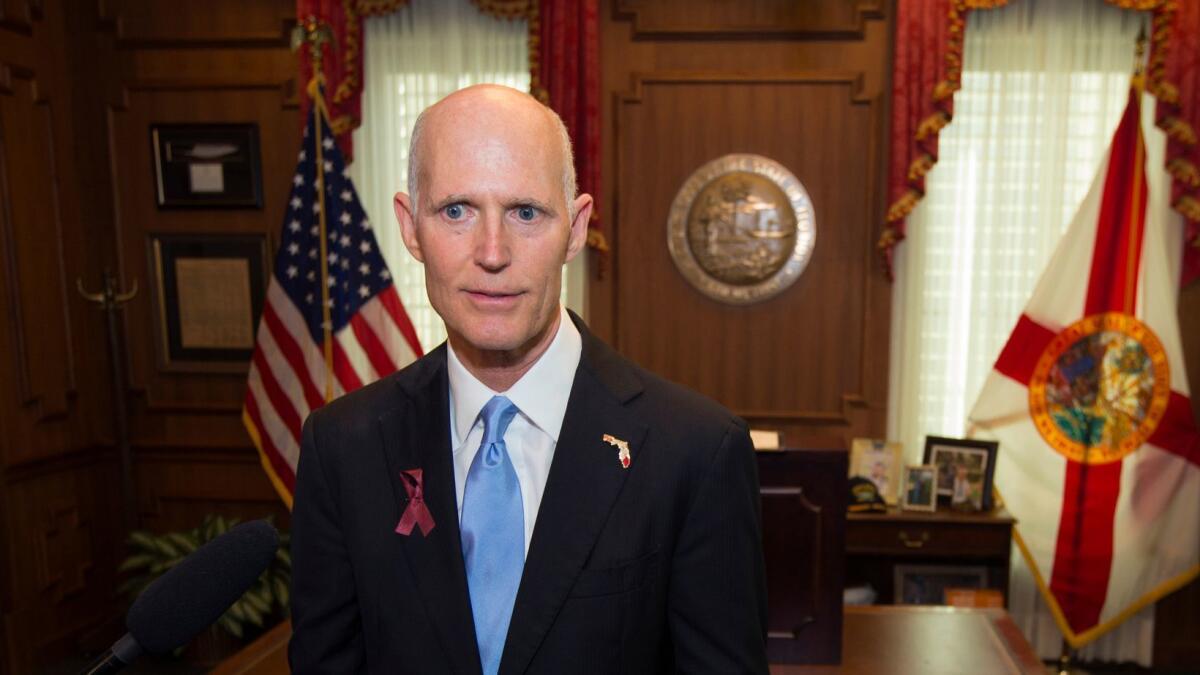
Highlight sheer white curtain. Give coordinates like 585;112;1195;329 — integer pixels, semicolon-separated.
350;0;555;351
885;0;1161;663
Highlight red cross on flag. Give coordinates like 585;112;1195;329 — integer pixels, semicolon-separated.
969;82;1200;648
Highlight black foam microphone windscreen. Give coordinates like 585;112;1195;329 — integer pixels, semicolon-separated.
125;519;280;654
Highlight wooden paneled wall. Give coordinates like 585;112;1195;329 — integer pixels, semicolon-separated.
0;0;294;670
0;1;120;671
102;0;296;536
591;0;892;447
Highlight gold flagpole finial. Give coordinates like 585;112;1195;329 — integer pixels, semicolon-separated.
291;16;335;75
1133;24;1147;90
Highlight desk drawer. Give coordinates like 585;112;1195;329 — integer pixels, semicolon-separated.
847;521;1011;557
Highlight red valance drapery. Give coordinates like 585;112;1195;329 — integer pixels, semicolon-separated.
880;0;1008;282
294;0;605;254
884;0;1200;286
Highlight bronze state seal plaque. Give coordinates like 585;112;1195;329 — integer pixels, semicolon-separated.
667;154;816;305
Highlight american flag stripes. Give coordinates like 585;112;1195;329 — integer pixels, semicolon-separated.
244;87;423;507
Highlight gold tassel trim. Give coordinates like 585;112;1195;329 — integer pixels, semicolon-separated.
1160;116;1198;145
1103;0;1163;9
1167;158;1200;188
1174;195;1200;222
885;189;922;223
916;111;950;141
586;228;609;253
469;0;532;19
907;154;935;183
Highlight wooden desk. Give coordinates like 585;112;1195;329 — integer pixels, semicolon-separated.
846;508;1015;605
221;609;1044;675
771;606;1043;674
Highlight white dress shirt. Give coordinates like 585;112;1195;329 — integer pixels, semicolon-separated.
447;306;582;557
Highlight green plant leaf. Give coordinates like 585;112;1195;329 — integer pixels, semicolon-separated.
275;547;291;567
215;516;229;535
273;578;290;609
226;600;248;623
218;613;244;639
117;553;156;573
244;589;271;615
166;532;197;554
127;531;159;553
153;537;180;558
240;600;264;627
117;578;148;597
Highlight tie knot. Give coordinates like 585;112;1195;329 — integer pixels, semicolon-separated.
479;396;519;447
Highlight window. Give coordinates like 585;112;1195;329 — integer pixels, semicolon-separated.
349;0;580;352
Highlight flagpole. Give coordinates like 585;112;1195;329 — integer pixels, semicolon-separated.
295;17;337;403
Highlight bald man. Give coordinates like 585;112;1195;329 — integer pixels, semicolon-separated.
289;85;768;674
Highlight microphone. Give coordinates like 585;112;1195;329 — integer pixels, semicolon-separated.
82;519;280;674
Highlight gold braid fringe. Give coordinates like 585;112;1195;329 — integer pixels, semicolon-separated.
321;0;609;257
878;0;1009;266
1106;1;1200;247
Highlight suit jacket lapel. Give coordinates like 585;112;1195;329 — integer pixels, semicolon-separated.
500;319;648;675
378;347;482;675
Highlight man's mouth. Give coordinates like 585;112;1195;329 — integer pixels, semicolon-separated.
464;289;523;306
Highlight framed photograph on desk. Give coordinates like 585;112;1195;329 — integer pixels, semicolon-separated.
901;465;937;512
849;438;903;505
924;436;999;511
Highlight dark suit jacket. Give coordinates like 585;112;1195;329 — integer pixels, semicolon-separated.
289;314;768;674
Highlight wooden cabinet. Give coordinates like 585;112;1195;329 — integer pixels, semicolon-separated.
757;449;847;665
845;508;1015;606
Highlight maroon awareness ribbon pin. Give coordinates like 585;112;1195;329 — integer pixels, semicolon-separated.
395;469;435;536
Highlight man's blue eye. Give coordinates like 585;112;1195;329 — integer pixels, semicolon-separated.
445;204;464;219
517;206;536;221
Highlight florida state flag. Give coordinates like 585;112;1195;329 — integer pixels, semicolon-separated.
969;83;1200;648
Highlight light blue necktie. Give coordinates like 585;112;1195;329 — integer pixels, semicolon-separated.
461;395;524;675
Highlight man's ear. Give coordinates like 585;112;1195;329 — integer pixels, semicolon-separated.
394;192;424;262
564;193;594;263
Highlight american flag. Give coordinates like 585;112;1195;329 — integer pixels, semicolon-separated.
243;94;423;507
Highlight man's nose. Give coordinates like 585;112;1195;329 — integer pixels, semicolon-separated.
474;209;511;271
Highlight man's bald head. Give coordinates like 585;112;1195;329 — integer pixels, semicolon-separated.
407;85;577;221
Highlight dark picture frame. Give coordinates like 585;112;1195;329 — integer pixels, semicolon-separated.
148;234;267;373
923;436;999;512
151;124;263;208
893;564;988;605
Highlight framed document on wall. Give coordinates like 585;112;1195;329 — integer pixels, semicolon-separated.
149;234;267;372
151;124;263;208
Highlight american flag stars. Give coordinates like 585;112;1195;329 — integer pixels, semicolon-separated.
268;115;396;344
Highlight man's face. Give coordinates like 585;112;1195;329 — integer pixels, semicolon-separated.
395;90;590;360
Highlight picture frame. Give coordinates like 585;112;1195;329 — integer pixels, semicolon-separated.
893;564;988;605
151;124;263;208
900;464;937;512
148;234;268;373
848;438;904;505
923;435;999;512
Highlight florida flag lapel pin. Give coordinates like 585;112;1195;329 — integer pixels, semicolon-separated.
602;434;631;469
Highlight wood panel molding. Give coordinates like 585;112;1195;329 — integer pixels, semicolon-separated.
0;61;76;423
110;79;298;113
97;0;294;48
614;0;884;39
611;72;883;427
36;501;93;601
0;0;41;35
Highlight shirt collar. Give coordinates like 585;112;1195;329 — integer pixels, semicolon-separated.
447;306;582;447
